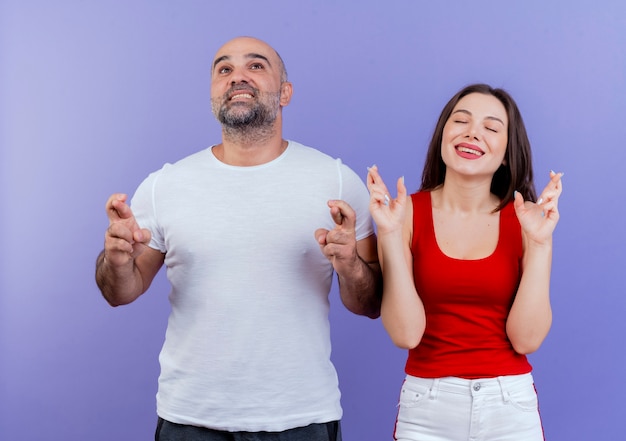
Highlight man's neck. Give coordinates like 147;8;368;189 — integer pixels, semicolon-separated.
214;126;287;166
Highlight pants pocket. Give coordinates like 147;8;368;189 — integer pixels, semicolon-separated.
507;382;539;412
398;380;431;409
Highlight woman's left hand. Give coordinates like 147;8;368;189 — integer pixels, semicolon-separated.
513;170;564;245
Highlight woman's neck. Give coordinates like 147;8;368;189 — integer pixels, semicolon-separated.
434;175;499;214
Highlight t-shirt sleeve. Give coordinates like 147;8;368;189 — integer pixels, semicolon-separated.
338;161;375;241
130;170;166;253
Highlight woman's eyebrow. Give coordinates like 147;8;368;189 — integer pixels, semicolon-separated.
452;109;471;116
452;109;504;125
485;115;505;125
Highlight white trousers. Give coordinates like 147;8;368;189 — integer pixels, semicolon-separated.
394;373;544;441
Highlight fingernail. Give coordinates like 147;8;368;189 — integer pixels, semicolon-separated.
514;190;518;197
537;198;543;204
384;194;390;206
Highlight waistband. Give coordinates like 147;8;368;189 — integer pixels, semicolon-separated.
404;373;535;400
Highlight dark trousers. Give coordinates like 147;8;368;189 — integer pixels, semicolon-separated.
155;418;342;441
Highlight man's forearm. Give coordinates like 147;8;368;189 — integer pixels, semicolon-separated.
95;250;145;307
336;256;382;319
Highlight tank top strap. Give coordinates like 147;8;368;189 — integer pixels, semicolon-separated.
410;191;432;250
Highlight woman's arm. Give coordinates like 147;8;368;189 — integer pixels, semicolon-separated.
507;171;563;354
368;167;426;349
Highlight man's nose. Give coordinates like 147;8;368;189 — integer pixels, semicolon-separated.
229;67;250;85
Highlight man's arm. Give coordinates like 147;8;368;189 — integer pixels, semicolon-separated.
315;200;383;319
95;193;165;306
336;234;382;318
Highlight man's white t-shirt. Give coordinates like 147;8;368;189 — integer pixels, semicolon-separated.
131;141;374;431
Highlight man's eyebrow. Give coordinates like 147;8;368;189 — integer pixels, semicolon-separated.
245;53;272;66
212;53;272;70
452;109;505;125
213;55;230;70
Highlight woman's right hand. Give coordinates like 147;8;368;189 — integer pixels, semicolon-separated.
366;165;407;235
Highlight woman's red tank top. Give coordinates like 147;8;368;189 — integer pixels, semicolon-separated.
406;191;532;379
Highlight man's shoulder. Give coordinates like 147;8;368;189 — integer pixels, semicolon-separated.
154;147;212;174
286;140;341;165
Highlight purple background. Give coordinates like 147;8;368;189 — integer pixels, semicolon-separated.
1;1;625;440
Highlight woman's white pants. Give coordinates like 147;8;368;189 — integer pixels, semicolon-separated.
394;373;544;441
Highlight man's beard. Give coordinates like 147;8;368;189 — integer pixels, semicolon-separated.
212;88;281;130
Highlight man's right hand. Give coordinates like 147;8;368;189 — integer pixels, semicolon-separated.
97;194;163;307
104;193;152;266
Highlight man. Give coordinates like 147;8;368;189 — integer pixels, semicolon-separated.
95;36;381;441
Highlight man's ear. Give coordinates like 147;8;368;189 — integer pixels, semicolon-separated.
279;82;293;106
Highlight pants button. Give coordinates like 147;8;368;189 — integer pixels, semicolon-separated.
473;383;481;391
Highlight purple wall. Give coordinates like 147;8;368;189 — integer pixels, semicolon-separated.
1;1;625;440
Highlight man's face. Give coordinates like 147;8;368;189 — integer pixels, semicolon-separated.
210;37;289;129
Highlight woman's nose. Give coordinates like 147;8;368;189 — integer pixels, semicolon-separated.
465;124;480;140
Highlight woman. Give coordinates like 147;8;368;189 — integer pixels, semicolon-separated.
367;84;563;441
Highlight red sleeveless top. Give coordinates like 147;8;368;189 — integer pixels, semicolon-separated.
406;191;532;379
